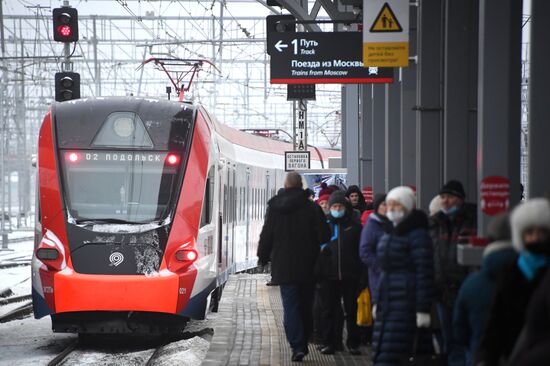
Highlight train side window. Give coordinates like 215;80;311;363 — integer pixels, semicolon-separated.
229;185;233;223
253;188;256;220
200;169;214;228
240;187;244;222
223;185;227;224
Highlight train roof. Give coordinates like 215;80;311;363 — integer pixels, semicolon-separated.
51;97;341;163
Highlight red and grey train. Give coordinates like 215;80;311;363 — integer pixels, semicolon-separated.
32;97;338;333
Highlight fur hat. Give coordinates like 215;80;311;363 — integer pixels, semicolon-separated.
510;198;550;252
328;190;347;207
440;180;466;199
386;186;416;212
429;195;443;216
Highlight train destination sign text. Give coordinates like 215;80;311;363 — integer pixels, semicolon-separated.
268;32;394;84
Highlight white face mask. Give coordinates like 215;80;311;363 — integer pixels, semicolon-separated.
386;210;405;224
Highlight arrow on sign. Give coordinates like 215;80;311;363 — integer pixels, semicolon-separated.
275;40;288;52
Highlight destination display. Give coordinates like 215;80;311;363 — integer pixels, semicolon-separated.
268;32;394;84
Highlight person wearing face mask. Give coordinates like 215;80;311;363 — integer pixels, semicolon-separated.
430;180;477;366
474;198;550;366
372;186;435;366
316;190;363;355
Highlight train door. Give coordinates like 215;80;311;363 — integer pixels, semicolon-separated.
217;161;227;272
230;165;236;271
223;162;231;270
245;168;251;260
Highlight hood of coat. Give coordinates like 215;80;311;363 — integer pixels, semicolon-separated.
482;240;517;278
510;198;550;252
368;212;392;229
268;187;309;214
387;209;429;236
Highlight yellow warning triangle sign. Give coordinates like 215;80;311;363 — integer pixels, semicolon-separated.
370;2;403;33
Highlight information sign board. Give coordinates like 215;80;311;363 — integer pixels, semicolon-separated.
285;151;310;171
268;32;394;84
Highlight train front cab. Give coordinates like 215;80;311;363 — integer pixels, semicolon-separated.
32;98;218;334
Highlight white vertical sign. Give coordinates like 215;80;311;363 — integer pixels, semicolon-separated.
363;0;409;67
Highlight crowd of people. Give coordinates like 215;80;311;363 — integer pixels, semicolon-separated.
257;171;550;365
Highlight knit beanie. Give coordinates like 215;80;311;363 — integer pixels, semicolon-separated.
372;193;387;212
386;186;416;212
328;190;347;207
317;194;330;203
440;180;466;199
510;198;550;252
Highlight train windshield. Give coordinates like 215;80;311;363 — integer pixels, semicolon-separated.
61;151;182;224
54;101;194;225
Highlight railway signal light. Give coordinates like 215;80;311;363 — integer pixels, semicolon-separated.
55;72;80;102
53;7;79;42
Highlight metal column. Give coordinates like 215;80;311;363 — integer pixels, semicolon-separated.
416;0;444;210
360;84;373;188
400;5;417;187
477;0;522;235
385;82;401;191
342;84;360;185
372;84;386;194
528;0;550;197
444;0;478;202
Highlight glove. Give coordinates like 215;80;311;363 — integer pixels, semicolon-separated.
416;312;431;328
320;243;331;254
372;304;377;320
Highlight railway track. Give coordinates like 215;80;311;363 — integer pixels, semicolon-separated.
45;328;214;366
0;261;31;270
47;340;80;366
0;294;32;306
0;300;33;323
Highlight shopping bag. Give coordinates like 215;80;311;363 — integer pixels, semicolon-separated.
356;287;373;326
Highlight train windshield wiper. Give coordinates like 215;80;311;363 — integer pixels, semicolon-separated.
75;218;146;225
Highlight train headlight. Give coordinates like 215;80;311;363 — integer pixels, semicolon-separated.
113;116;135;138
175;249;198;262
36;248;59;260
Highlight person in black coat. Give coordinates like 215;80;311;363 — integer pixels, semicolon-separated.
372;186;435;366
257;171;330;362
430;180;477;366
316;190;363;355
475;198;550;366
516;267;550;366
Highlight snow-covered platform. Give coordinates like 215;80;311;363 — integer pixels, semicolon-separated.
202;274;373;365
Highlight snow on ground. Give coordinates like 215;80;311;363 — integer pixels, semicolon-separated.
0;238;34;264
0;316;77;366
0;314;215;366
152;336;211;366
0;264;32;295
